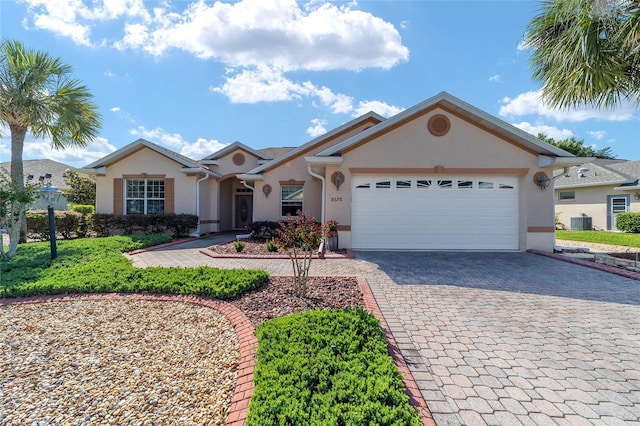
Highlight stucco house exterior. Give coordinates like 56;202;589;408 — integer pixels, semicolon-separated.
85;92;579;252
555;159;640;231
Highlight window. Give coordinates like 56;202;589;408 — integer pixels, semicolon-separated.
125;179;165;214
478;181;494;189
396;180;411;189
375;180;391;189
438;179;452;189
281;185;303;216
417;179;432;189
457;180;473;189
356;182;370;189
558;191;575;201
499;183;514;189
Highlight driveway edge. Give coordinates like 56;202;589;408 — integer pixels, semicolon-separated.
356;276;437;426
528;249;640;281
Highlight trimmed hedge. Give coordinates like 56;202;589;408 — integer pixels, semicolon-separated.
0;235;268;299
92;214;198;237
614;212;640;233
246;308;421;426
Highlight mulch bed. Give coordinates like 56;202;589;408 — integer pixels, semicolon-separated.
230;276;364;326
207;238;352;259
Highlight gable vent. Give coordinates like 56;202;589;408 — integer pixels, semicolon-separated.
427;114;450;136
232;152;246;166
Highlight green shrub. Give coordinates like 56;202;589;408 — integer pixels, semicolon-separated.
246;308;420;426
71;204;95;215
87;213;198;237
234;240;246;252
266;238;278;252
247;220;281;240
614;212;640;232
0;235;268;299
26;210;50;240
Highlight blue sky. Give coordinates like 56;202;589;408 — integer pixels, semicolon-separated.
1;0;638;169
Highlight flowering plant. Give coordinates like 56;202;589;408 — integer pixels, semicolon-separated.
325;219;338;237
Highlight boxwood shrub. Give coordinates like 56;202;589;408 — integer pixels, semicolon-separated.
246;308;421;426
615;212;640;233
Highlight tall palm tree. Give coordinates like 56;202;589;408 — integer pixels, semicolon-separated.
0;39;101;255
525;0;640;109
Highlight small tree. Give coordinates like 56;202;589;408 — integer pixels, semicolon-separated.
62;169;96;206
0;168;39;258
275;211;323;297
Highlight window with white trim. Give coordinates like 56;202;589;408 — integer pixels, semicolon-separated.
125;179;165;214
558;191;575;201
281;184;303;216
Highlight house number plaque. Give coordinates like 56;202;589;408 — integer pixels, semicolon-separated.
331;197;343;202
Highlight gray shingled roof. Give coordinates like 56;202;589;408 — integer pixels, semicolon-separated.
0;159;83;190
257;147;296;159
554;159;640;188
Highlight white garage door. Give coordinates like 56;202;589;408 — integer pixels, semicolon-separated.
351;175;519;250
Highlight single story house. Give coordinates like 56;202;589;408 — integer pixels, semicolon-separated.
0;159;80;211
85;92;581;252
555;159;640;231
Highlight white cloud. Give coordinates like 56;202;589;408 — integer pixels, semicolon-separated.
128;126;226;160
353;100;403;118
511;121;574;140
499;90;635;122
23;0;409;72
21;136;117;168
104;71;116;78
488;74;502;83
181;138;227;160
307;119;328;138
588;130;606;140
212;66;356;114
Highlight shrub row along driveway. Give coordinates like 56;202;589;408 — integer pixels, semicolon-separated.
131;240;640;425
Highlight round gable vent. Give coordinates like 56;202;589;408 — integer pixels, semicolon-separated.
232;152;246;166
427;114;450;137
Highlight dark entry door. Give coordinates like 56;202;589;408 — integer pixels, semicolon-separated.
235;195;253;230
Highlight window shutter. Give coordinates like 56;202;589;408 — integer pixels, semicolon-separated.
113;178;123;215
165;178;174;213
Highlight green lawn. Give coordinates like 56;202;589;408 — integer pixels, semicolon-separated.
556;230;640;247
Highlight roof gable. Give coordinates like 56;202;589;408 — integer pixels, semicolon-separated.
84;138;202;170
200;141;270;161
316;92;574;158
246;112;385;175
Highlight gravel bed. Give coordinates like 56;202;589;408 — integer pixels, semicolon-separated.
0;300;239;425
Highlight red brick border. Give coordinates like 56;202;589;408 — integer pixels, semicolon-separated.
0;293;257;426
355;276;437;426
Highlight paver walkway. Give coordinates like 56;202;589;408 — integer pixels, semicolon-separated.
130;239;640;425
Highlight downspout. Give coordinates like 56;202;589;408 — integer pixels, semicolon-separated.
307;164;326;224
240;180;254;191
191;173;211;237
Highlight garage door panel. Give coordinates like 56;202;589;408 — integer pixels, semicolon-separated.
351;175;519;250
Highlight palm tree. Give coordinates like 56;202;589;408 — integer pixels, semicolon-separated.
525;0;640;109
0;39;101;256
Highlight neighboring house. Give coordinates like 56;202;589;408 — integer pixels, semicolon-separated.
0;159;80;211
85;92;580;252
554;159;640;231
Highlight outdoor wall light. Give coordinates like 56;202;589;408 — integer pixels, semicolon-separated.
331;171;345;190
534;172;550;191
262;184;272;198
634;192;640;201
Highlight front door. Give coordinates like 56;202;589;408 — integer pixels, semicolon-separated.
607;195;630;230
234;194;253;230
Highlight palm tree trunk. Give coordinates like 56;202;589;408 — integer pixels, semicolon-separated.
9;125;26;190
9;124;27;243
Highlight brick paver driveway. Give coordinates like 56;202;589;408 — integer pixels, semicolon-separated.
132;242;640;425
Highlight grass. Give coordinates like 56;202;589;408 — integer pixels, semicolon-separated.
0;235;268;298
556;230;640;248
1;235;422;424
